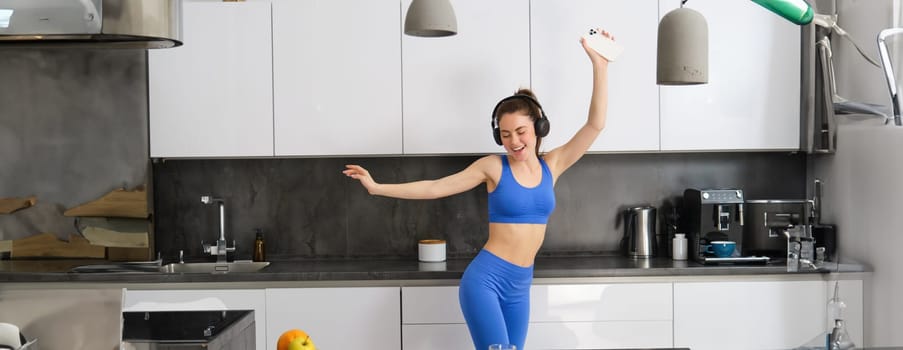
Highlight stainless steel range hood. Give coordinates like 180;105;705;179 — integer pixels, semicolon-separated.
0;0;181;49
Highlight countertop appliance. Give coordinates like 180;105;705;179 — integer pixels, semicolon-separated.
0;0;181;49
680;189;769;265
743;199;811;259
122;310;255;350
623;205;658;258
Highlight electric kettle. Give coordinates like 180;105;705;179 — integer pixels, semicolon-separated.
623;206;658;258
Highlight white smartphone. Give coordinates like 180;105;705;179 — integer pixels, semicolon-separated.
581;29;624;62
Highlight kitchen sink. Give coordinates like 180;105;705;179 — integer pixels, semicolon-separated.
159;261;270;274
70;261;270;274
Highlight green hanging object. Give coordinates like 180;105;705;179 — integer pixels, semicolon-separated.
751;0;814;25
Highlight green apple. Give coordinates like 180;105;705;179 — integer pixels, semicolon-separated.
288;336;316;350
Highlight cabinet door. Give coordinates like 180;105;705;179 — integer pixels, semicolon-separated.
532;0;660;152
266;287;400;350
674;281;826;350
402;0;530;155
149;0;274;158
273;0;402;156
528;283;673;349
659;0;801;151
402;284;673;349
122;289;268;350
403;324;474;350
401;286;473;350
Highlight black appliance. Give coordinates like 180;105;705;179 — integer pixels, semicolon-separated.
122;310;255;350
679;188;769;264
743;199;810;259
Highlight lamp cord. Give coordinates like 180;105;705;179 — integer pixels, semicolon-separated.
680;0;688;7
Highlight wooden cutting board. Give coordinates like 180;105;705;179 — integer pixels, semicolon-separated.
64;187;148;218
82;226;149;248
11;233;106;259
0;196;36;214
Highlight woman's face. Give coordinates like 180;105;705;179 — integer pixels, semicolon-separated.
497;112;536;161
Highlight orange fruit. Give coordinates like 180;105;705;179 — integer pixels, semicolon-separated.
277;329;309;350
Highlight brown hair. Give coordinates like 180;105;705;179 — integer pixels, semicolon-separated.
494;88;544;156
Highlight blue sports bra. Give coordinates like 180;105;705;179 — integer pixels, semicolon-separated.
488;155;556;224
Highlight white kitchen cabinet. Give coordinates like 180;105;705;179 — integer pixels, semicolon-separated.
658;0;801;151
404;323;474;350
401;283;673;350
272;0;402;156
673;280;826;350
527;283;673;349
122;289;268;350
265;287;400;350
149;0;274;158
531;0;660;152
401;0;530;155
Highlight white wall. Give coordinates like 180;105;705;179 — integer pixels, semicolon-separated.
812;0;903;346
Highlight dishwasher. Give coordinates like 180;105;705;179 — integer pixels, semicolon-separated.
121;310;255;350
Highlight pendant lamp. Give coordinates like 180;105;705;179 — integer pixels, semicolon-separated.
404;0;457;37
657;0;708;85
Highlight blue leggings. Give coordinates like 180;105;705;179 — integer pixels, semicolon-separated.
459;249;533;350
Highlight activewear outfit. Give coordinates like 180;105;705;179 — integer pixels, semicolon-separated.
459;155;555;350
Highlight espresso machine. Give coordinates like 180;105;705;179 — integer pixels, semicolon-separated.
679;189;770;264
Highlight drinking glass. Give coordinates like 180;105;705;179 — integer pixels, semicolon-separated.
488;344;516;350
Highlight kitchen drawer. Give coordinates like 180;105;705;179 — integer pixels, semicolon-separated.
402;324;472;350
402;286;464;324
531;283;673;322
402;321;673;350
402;283;673;324
266;287;400;350
525;320;673;349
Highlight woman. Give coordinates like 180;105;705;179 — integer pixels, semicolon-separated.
343;29;613;350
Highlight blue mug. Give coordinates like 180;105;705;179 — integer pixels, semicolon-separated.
705;241;736;258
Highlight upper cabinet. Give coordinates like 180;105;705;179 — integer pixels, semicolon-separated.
401;0;530;155
658;0;801;151
149;0;274;158
531;0;660;152
273;0;402;156
148;0;803;158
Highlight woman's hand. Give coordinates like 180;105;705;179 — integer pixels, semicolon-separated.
581;28;614;66
343;164;379;195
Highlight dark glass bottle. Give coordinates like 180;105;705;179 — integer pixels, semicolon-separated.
253;229;266;262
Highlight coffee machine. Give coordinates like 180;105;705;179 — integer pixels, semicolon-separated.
743;199;810;258
679;188;770;264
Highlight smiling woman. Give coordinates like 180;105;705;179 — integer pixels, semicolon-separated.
342;28;612;350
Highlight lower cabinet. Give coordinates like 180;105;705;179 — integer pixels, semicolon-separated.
673;280;828;350
401;283;673;350
265;287;400;350
121;278;864;350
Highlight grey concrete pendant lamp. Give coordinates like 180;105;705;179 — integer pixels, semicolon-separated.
657;0;708;85
404;0;457;37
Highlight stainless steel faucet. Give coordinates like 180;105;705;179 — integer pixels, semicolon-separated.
201;195;235;264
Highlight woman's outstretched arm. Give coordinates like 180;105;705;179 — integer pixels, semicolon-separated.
343;155;495;200
546;29;613;177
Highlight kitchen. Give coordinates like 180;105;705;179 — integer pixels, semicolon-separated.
0;0;897;349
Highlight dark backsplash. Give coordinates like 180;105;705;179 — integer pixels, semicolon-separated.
153;153;806;261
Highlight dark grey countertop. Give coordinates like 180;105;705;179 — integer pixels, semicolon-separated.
0;255;867;284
